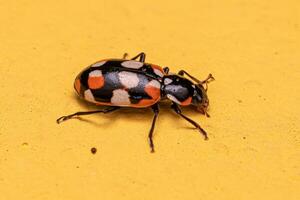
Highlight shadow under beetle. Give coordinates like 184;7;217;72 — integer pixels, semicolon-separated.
57;52;214;152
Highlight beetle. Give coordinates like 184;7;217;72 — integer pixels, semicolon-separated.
57;52;214;152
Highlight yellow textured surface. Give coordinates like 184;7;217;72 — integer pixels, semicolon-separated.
0;0;299;199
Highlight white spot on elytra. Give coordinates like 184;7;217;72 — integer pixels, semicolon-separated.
167;94;181;104
119;71;139;88
121;60;144;69
84;89;95;102
91;61;106;67
148;80;161;89
164;78;173;85
111;89;130;105
153;68;164;77
192;85;196;89
89;70;102;77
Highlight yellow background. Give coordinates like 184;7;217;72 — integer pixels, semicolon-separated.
0;0;299;199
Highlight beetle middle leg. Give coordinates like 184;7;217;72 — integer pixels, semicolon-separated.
148;103;159;153
130;52;146;62
171;103;208;140
56;107;120;124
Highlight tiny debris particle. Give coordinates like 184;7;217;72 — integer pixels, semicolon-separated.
22;142;28;146
91;147;97;154
238;99;242;103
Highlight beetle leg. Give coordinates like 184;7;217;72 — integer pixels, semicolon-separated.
179;70;215;88
56;107;120;124
178;70;202;84
130;52;146;62
201;73;215;91
171;103;208;140
122;53;129;59
163;67;169;74
148;104;159;153
201;73;215;84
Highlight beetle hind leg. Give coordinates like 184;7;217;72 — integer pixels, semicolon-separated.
56;107;119;124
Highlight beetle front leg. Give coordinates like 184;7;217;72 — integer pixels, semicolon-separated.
201;73;215;84
178;70;202;84
56;107;120;124
148;104;159;153
171;103;208;140
179;70;214;91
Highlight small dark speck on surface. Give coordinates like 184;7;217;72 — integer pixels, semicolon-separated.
243;137;246;140
258;95;266;101
91;147;97;154
238;99;242;103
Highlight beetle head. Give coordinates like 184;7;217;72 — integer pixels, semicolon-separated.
192;84;210;117
162;73;214;117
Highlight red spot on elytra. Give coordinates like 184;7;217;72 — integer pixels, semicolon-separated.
180;96;192;106
88;76;104;89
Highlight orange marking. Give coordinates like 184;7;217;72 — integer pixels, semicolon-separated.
133;84;161;107
180;96;192;106
145;85;160;99
95;102;113;106
88;76;104;89
74;78;81;94
135;99;156;107
151;64;165;74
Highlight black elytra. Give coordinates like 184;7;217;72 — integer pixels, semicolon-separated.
57;52;214;152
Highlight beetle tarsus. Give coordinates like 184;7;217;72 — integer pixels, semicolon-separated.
56;116;71;124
